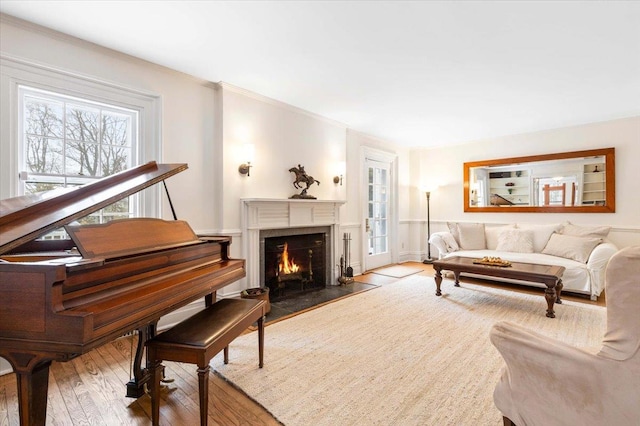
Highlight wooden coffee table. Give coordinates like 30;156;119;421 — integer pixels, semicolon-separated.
433;256;565;318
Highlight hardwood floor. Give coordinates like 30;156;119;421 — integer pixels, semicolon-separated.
0;332;281;426
0;261;604;425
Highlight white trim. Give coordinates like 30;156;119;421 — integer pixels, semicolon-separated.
612;226;640;233
426;219;640;232
195;228;242;237
1;54;162;100
340;222;361;229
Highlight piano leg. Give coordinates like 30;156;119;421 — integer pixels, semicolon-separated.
126;324;155;398
15;361;51;426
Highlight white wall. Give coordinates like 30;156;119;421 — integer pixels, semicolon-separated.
0;14;220;231
411;116;640;253
220;85;348;222
217;84;349;294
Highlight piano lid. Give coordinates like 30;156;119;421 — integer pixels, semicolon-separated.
0;161;188;255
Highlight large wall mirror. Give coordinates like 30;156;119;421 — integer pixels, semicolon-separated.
464;148;615;213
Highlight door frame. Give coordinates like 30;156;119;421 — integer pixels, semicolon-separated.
360;146;399;272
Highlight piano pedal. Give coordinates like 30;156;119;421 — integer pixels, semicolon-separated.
144;382;170;395
161;368;174;384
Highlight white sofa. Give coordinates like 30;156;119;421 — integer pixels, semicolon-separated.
429;222;618;300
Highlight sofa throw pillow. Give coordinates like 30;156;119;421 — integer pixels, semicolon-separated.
495;229;534;253
441;232;460;252
447;222;460;245
516;223;563;253
457;223;486;250
485;224;516;250
561;221;611;238
542;234;602;263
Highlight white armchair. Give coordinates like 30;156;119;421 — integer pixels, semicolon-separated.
490;246;640;426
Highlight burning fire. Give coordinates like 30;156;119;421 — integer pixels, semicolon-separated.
279;242;300;274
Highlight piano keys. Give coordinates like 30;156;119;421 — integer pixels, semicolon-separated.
0;162;245;426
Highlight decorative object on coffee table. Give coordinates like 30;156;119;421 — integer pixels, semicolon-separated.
289;164;320;199
473;256;512;267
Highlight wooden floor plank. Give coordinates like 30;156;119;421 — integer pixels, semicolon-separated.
52;361;91;425
152;363;201;426
74;352;136;425
0;381;16;426
46;370;74;426
87;350;148;426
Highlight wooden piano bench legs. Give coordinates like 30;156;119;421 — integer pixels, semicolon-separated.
146;298;266;426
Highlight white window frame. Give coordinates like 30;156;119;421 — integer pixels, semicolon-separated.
1;55;162;217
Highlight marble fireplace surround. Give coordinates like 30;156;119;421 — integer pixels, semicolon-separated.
241;199;346;290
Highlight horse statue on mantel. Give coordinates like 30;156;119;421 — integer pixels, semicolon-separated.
289;164;320;199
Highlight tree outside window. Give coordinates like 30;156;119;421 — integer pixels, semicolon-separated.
21;87;138;228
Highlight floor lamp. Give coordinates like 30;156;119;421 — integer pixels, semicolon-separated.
423;191;433;264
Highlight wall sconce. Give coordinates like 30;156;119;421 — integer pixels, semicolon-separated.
238;144;255;177
333;161;346;186
238;162;252;176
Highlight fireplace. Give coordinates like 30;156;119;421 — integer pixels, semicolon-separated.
260;226;331;301
241;199;346;301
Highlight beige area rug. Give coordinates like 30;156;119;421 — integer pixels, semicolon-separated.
371;264;424;278
211;275;605;426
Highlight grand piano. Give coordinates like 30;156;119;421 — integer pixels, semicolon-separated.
0;162;246;426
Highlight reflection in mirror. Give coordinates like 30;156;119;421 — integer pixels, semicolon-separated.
464;148;615;213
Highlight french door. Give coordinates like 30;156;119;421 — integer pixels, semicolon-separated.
364;157;393;270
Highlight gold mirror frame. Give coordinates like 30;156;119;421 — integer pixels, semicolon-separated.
464;148;615;213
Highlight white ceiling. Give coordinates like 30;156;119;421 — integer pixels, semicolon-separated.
1;1;639;148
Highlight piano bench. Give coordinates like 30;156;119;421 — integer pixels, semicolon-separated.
146;298;266;426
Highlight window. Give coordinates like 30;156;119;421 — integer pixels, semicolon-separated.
19;86;139;225
2;56;160;222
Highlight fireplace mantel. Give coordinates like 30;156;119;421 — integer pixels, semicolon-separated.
241;198;346;288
